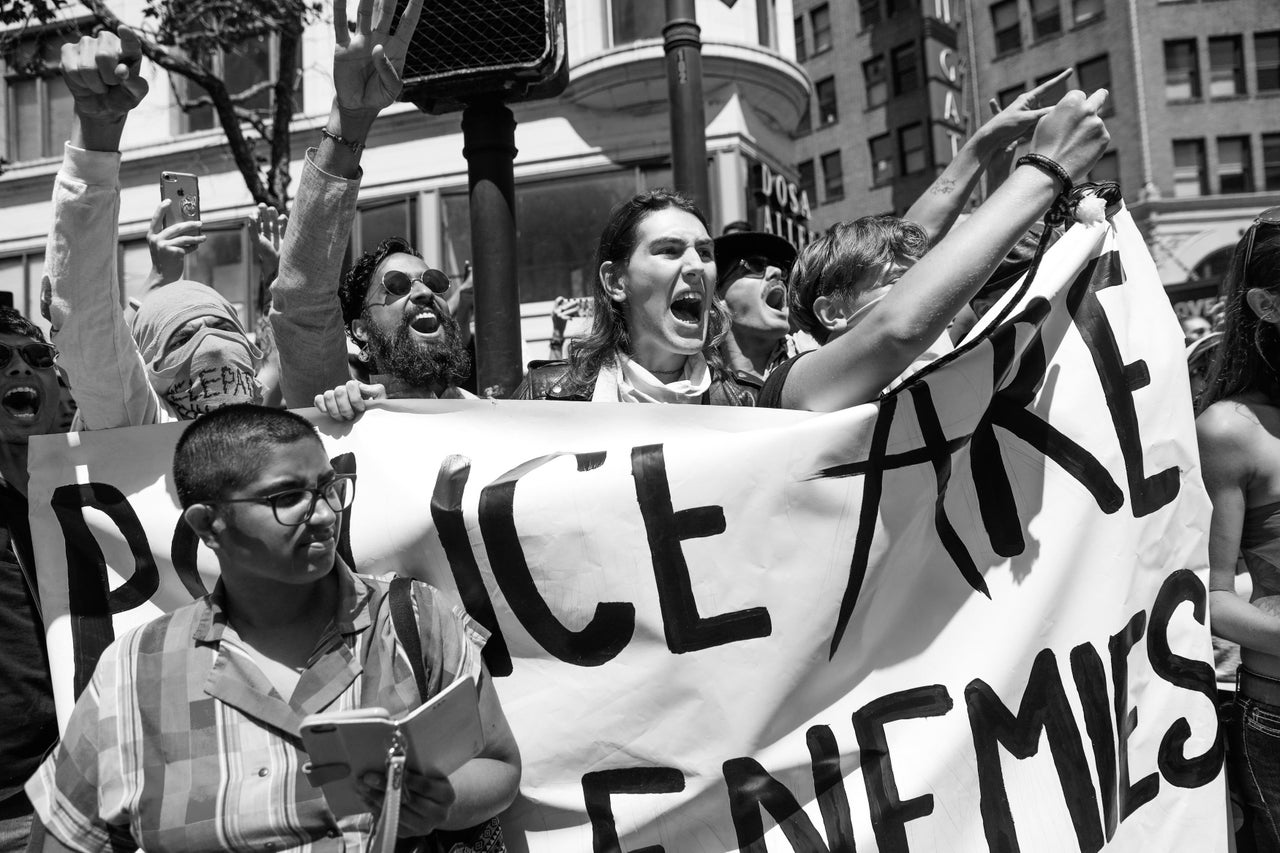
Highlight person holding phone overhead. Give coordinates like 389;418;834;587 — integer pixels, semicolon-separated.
44;27;264;427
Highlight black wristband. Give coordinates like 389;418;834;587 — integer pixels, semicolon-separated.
320;126;365;158
1016;153;1072;195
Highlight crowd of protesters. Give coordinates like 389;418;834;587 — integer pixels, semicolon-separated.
3;0;1278;849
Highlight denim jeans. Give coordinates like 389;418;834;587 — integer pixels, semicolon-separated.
1230;693;1280;852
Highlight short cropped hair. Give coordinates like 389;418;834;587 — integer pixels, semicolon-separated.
0;306;48;343
338;237;422;338
790;215;929;344
173;404;321;509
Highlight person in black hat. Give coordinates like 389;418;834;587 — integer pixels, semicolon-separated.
713;231;799;386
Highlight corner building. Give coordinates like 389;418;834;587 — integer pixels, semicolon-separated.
0;0;809;364
788;0;1279;314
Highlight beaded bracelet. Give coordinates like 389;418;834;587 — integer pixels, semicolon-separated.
1016;153;1072;196
320;126;365;157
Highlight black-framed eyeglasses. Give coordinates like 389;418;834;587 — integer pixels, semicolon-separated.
0;342;57;370
732;256;789;282
1241;206;1280;279
365;268;451;307
201;473;357;527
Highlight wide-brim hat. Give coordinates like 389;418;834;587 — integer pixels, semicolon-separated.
713;232;798;290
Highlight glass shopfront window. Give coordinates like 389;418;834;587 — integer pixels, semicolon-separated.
441;169;646;304
0;250;49;335
610;0;666;45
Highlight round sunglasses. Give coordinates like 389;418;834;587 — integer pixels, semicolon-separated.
364;268;451;308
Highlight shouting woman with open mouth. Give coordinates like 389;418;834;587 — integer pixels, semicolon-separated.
515;190;754;405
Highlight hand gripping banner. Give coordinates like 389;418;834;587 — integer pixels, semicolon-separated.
27;204;1225;851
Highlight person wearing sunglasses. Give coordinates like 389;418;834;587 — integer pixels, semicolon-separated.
1196;205;1280;850
514;189;755;405
712;231;800;392
28;404;521;852
270;0;476;416
0;307;63;852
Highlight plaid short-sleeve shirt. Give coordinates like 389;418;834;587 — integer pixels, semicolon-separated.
28;563;487;853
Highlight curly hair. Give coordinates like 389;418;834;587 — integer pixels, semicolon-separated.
1198;220;1280;412
789;215;930;345
0;306;48;344
338;237;423;341
568;189;731;387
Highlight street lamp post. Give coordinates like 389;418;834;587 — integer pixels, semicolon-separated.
664;0;712;218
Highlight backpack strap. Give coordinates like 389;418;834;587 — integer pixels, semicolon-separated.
388;577;429;701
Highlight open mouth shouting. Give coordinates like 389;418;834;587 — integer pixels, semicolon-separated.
407;305;444;341
669;291;705;328
1;385;42;423
762;281;788;313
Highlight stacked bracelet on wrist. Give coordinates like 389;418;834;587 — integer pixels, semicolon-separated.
320;126;365;157
1016;153;1073;196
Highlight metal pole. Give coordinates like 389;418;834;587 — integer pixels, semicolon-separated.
461;98;522;398
664;0;712;217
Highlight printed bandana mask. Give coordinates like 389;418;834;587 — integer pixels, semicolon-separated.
148;327;263;419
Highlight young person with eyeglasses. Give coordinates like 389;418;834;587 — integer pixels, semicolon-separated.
711;231;802;393
27;404;521;852
0;307;64;853
1195;205;1280;850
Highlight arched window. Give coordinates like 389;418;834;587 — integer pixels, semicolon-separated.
1191;246;1235;287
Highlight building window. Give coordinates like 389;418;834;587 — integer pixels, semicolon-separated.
891;42;920;95
0;250;49;336
1172;139;1207;197
1090;151;1120;186
821;150;844;201
899;123;927;174
991;1;1021;54
354;197;418;256
1030;0;1061;40
797;159;817;206
864;56;888;107
815;77;839;125
181;35;302;133
1163;39;1201;100
794;15;808;61
610;0;665;45
1217;136;1254;194
1072;0;1103;24
1077;54;1112;114
3;31;78;162
1263;133;1280;191
997;84;1025;108
870;133;895;185
1258;32;1280;93
812;4;833;53
1207;35;1245;98
859;0;882;29
796;98;812;135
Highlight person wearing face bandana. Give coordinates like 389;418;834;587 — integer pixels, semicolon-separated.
46;28;262;428
131;282;264;419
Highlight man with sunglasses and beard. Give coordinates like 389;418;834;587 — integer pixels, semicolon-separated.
0;308;62;851
712;231;802;393
269;0;477;415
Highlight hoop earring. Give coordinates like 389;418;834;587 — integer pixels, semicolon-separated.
356;347;370;363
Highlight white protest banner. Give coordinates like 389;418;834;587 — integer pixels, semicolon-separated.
27;205;1224;851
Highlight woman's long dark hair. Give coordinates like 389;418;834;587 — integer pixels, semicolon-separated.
1198;221;1280;412
568;189;732;387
